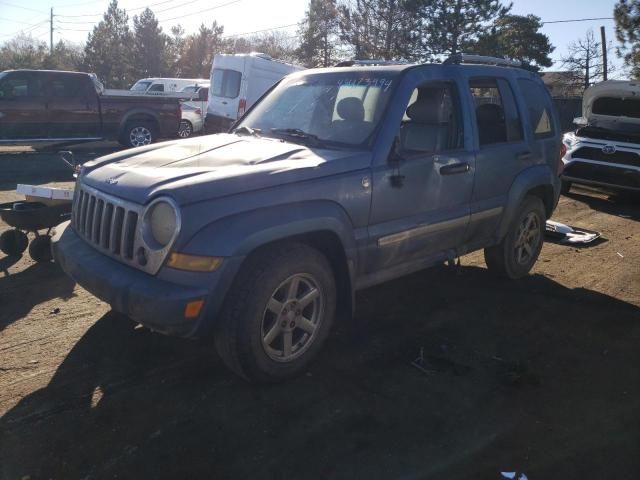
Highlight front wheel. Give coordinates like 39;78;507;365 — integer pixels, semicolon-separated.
214;243;336;382
484;196;546;279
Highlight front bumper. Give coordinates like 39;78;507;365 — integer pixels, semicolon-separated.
52;221;210;337
562;161;640;191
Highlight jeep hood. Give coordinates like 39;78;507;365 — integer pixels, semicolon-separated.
81;134;371;205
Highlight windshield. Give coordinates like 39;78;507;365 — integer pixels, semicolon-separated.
237;71;398;147
130;80;151;92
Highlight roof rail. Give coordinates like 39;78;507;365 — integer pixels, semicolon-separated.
444;54;522;68
335;59;409;67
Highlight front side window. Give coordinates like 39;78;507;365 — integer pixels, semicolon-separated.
131;80;151;92
148;83;164;92
211;69;241;98
237;72;398;148
0;73;31;99
518;79;554;139
49;75;87;98
398;82;463;154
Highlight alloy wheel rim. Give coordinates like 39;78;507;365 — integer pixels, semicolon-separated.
130;126;152;146
261;273;324;363
178;121;192;138
514;211;541;265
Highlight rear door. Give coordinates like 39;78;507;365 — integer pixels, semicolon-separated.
465;75;529;243
46;73;101;139
209;67;243;120
0;71;46;139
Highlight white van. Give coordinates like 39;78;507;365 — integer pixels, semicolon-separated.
206;52;303;132
130;77;209;94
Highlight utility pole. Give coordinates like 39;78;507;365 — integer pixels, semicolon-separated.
601;25;608;81
50;7;53;55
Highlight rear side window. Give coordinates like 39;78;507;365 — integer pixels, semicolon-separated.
593;97;640;118
212;69;241;98
470;78;523;145
49;75;88;98
518;79;554;139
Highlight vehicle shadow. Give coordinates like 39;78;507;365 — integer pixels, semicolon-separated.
1;266;639;479
0;261;76;332
565;187;640;222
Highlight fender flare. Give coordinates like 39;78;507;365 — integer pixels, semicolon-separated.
496;165;560;239
118;108;161;137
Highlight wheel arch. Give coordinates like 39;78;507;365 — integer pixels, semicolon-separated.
118;108;161;137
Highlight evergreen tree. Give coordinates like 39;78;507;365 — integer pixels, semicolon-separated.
338;0;421;61
297;0;340;67
615;0;640;77
469;14;554;70
83;0;134;88
416;0;511;60
42;41;85;71
132;8;171;78
175;22;225;78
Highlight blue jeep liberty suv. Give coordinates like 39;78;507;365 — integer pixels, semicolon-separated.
53;55;562;381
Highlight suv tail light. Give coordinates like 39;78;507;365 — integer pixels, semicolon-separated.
558;143;567;175
237;98;247;118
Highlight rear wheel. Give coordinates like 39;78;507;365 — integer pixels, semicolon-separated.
214;243;336;382
120;122;156;148
178;120;193;138
0;229;28;256
484;196;546;279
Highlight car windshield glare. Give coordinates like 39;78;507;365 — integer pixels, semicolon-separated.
237;72;398;148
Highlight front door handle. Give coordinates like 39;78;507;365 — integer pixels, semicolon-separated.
517;151;533;161
440;162;470;175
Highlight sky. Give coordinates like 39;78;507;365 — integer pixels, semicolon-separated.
0;0;623;73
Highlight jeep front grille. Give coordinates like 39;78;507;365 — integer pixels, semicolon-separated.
73;186;140;261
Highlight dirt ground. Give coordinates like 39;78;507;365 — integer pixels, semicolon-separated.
0;147;639;480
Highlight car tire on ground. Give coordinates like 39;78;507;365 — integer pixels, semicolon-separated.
28;235;52;262
0;229;28;256
178;120;193;138
561;180;572;195
119;121;156;148
214;242;337;382
484;196;546;280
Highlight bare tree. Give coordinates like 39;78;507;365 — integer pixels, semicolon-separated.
561;29;615;91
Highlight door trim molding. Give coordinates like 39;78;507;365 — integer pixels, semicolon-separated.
378;215;468;247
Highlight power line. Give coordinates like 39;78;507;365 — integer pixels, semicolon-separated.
56;0;176;17
222;23;299;39
157;0;240;23
0;1;48;14
542;17;614;25
0;19;49;38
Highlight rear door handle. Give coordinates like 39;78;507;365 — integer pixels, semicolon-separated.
440;162;470;175
517;151;533;161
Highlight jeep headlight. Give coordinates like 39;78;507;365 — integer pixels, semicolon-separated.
145;199;179;248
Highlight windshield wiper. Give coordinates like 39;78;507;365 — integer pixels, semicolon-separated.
270;128;321;146
233;126;261;137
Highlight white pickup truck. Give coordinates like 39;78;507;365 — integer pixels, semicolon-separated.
561;80;640;194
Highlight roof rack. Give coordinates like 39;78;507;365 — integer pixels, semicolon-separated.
443;54;522;68
335;59;409;67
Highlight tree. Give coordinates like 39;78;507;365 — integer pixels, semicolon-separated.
42;41;85;71
468;14;554;70
338;0;421;61
132;8;171;78
614;0;640;77
0;34;48;70
297;0;340;67
175;22;225;78
83;0;134;88
415;0;511;59
562;29;615;91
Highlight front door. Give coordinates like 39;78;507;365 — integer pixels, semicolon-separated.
367;77;474;273
46;73;101;139
0;71;46;140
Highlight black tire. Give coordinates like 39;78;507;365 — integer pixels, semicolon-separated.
0;229;28;256
560;180;572;195
484;196;546;280
214;242;337;382
28;235;52;262
178;120;193;138
119;121;156;148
